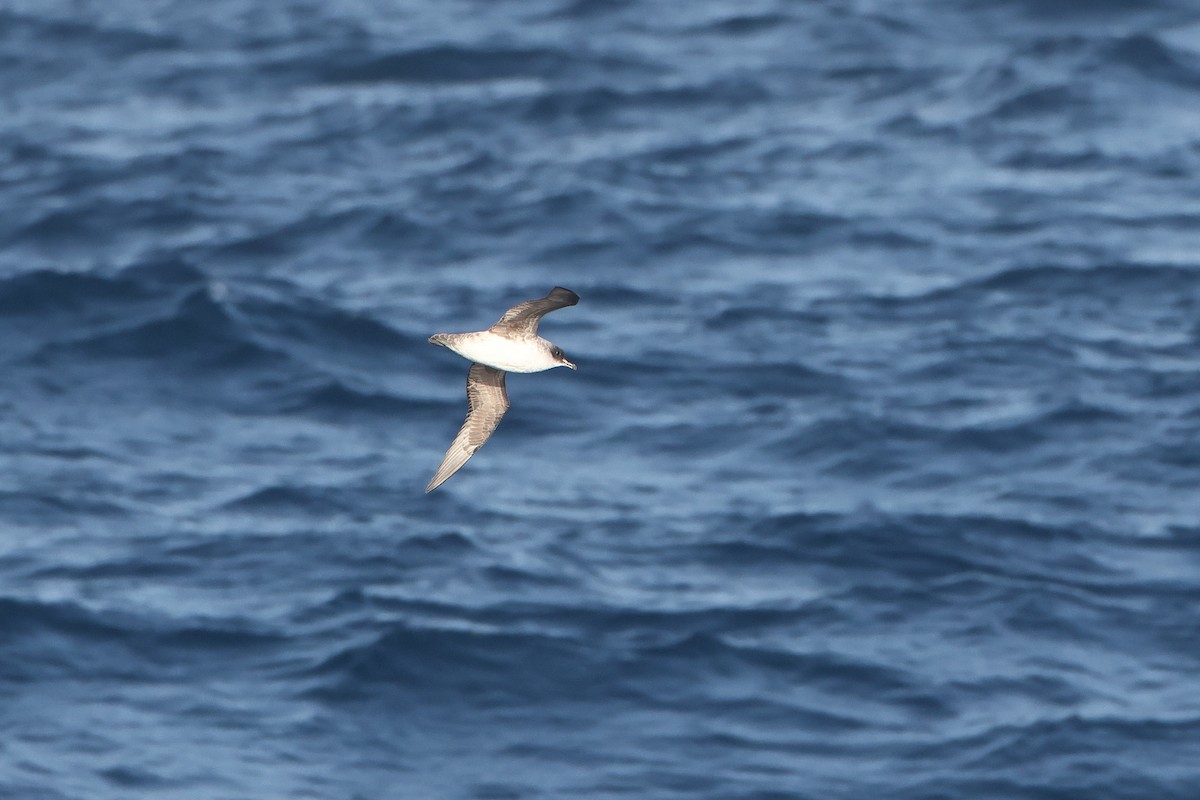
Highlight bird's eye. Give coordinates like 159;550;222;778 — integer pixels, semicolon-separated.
552;347;563;358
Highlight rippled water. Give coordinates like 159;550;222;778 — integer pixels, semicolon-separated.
3;1;1200;798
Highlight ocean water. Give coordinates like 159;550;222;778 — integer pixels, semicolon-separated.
2;0;1200;797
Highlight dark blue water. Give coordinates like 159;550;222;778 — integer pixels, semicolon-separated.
3;1;1200;797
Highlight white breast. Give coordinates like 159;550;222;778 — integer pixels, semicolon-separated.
443;331;557;373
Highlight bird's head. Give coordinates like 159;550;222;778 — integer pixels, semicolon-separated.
550;345;576;370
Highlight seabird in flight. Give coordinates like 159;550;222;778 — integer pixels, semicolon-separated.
425;286;579;493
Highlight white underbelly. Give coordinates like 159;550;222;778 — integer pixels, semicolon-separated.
446;332;551;373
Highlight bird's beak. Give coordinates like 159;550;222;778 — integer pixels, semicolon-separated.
562;358;577;370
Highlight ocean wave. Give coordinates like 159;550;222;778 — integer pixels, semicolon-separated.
298;614;932;719
20;287;287;383
0;9;180;59
302;623;603;702
273;378;444;418
740;509;1121;582
0;489;131;524
220;485;360;515
520;76;774;122
820;264;1200;325
0;260;460;423
0;597;281;681
690;12;792;36
322;45;582;86
0;269;148;314
1105;32;1200;88
767;405;1117;470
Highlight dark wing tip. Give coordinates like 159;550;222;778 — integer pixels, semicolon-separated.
549;287;580;306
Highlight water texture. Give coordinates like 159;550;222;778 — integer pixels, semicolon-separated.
2;1;1200;798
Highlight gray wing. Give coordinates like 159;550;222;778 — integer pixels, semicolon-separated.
426;363;510;493
489;286;580;338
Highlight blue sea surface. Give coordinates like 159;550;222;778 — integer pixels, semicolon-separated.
2;0;1200;797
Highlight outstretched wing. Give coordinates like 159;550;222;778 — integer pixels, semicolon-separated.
489;286;580;338
426;363;510;493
